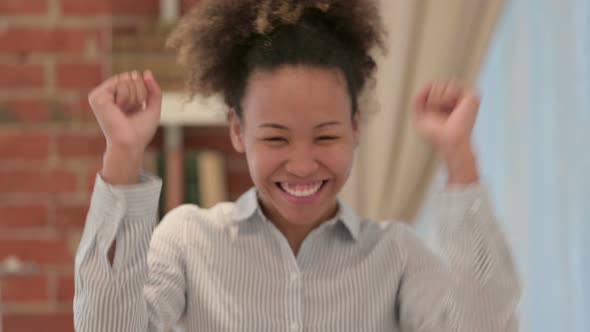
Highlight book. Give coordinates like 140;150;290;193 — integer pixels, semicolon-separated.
196;150;228;208
184;150;201;206
156;150;167;221
149;148;228;221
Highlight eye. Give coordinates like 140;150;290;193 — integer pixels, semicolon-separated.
317;136;339;141
262;137;288;143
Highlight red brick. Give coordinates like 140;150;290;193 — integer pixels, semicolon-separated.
113;0;159;16
0;205;48;228
57;275;75;303
87;163;103;193
0;64;44;88
57;132;105;158
113;0;160;16
0;0;47;14
59;0;110;15
56;205;89;228
2;98;97;123
1;275;49;303
0;28;94;54
3;313;74;332
61;96;96;122
5;99;51;123
0;170;77;194
60;0;159;16
97;26;112;51
0;238;72;265
0;133;50;160
56;62;104;89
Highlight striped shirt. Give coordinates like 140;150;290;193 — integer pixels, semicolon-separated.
74;172;521;331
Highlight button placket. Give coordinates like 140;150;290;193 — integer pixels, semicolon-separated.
286;265;302;331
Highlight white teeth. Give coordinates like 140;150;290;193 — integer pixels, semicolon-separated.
280;181;323;198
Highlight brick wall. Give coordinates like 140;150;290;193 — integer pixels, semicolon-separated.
0;1;251;331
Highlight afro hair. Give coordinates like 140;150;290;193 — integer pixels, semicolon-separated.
167;0;386;114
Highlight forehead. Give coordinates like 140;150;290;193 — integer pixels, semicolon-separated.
241;66;352;126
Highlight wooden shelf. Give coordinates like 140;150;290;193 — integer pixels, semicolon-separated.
160;92;228;127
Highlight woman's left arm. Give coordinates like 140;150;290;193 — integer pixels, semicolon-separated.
397;180;521;331
398;81;522;331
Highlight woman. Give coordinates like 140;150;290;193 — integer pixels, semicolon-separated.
75;0;521;331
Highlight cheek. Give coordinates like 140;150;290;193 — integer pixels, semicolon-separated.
245;141;355;183
321;144;355;178
244;145;283;183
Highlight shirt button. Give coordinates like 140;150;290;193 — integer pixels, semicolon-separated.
290;322;299;331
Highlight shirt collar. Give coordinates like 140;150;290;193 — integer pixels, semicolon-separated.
231;187;361;241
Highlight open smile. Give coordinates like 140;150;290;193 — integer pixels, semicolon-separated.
275;180;328;202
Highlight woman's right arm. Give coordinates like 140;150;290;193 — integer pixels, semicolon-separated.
73;72;187;331
74;171;189;332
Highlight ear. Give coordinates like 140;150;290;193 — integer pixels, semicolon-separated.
352;111;361;146
229;109;246;154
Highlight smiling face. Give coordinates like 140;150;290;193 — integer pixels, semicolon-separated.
229;65;360;230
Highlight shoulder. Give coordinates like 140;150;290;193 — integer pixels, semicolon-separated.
153;200;244;242
358;218;429;262
361;218;418;243
159;200;240;228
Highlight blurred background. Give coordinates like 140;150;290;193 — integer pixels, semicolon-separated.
0;0;588;331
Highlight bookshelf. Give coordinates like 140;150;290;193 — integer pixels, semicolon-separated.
154;3;235;219
158;92;230;217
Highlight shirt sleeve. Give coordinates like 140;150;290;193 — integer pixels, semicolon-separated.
396;183;521;332
74;172;187;332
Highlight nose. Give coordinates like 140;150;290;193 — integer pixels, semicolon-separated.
284;144;320;178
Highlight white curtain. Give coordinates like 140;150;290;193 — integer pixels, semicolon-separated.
340;0;505;222
419;0;590;330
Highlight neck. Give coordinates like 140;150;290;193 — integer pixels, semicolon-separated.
271;220;316;255
258;200;339;256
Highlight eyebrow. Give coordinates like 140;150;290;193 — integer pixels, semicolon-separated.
258;121;342;130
